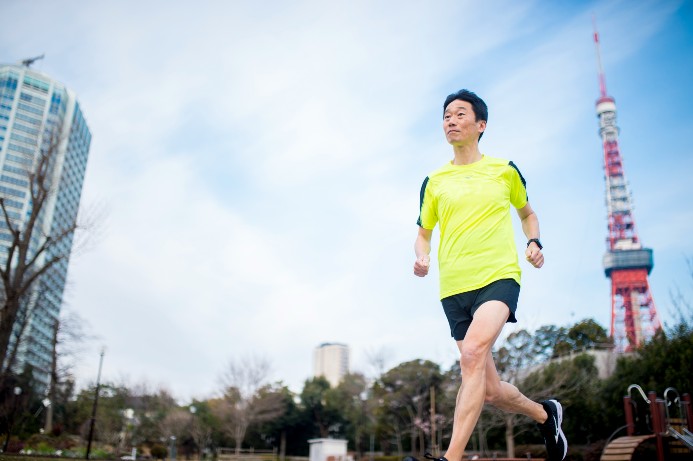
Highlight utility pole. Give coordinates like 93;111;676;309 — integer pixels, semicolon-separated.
86;349;105;460
430;386;436;455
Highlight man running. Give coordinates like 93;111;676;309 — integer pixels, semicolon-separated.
413;89;567;461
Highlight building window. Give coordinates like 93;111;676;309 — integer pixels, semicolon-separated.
0;185;26;198
22;76;50;93
1;175;28;188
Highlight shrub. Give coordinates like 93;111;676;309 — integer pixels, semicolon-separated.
4;436;24;453
22;433;77;454
34;441;55;454
151;444;168;460
26;433;49;447
373;456;400;461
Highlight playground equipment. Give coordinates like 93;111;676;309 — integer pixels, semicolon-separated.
601;384;693;460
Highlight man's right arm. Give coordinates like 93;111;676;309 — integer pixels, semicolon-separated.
414;226;433;277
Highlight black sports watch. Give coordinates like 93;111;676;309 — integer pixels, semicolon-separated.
527;238;543;250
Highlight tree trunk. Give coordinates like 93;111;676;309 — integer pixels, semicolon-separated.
418;430;425;456
410;428;416;455
45;319;59;434
234;425;243;455
504;413;515;458
477;420;487;456
279;430;286;461
0;297;20;371
354;426;361;458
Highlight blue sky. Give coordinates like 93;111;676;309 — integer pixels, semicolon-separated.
1;0;692;402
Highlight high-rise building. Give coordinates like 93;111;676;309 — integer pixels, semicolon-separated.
0;61;91;391
313;342;349;387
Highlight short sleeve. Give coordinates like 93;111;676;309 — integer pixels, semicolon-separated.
507;161;528;209
417;176;438;229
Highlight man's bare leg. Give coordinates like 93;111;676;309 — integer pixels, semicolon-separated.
443;301;509;461
444;351;549;458
483;351;547;422
483;347;568;460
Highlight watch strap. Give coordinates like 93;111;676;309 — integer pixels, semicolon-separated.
527;238;543;250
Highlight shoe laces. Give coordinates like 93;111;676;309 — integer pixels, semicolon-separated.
424;452;445;461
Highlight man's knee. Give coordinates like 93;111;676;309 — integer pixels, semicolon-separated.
459;342;488;371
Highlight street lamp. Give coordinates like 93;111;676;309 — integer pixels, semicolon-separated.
189;406;198;460
34;398;51;418
122;409;136;460
360;390;374;461
2;386;22;452
169;436;177;461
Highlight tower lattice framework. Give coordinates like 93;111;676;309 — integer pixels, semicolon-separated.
593;26;662;352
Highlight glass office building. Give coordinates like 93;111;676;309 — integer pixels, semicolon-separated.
0;63;91;392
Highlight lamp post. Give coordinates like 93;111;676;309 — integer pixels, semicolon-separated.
189;406;197;460
2;386;22;452
169;435;177;461
119;408;135;459
359;390;374;461
44;394;54;434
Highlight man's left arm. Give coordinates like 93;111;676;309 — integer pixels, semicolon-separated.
516;202;543;269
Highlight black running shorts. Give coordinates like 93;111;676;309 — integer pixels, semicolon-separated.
441;278;520;341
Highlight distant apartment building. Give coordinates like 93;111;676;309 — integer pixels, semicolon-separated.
313;342;349;387
0;62;91;392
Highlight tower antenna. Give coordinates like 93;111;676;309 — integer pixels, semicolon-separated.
20;54;45;68
592;16;608;99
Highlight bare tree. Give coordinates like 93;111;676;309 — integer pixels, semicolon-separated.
45;309;94;433
189;408;212;459
668;256;693;332
364;346;392;379
213;356;285;454
0;121;93;374
159;407;193;446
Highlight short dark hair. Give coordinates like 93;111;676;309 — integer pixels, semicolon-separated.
443;89;488;139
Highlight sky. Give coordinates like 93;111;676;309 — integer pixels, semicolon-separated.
1;0;692;403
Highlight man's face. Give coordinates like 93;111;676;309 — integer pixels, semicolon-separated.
443;100;486;145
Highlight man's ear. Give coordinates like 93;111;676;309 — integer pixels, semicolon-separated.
478;120;487;134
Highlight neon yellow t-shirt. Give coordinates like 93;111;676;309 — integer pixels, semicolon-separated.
417;155;528;299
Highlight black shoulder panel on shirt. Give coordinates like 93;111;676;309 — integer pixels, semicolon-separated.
417;176;430;227
508;161;527;188
508;161;529;201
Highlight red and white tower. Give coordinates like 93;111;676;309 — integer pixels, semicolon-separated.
593;25;662;352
